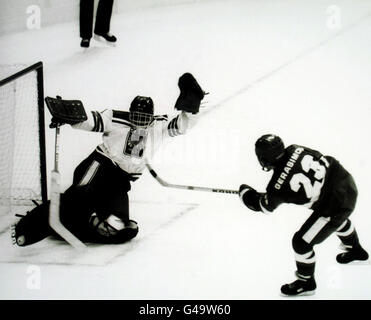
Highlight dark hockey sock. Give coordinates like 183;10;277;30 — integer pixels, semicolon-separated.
295;250;316;278
336;219;360;249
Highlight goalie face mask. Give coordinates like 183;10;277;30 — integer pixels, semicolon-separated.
255;134;285;171
129;96;154;128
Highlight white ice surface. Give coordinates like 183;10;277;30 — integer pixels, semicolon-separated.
0;0;371;299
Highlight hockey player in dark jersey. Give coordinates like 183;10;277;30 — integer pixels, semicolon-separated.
12;73;206;247
239;134;369;296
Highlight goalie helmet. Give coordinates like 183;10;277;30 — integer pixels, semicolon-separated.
129;96;154;127
255;134;285;171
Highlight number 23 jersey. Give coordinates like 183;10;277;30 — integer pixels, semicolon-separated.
260;145;339;213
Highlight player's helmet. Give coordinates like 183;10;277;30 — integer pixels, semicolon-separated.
255;134;285;171
129;96;154;127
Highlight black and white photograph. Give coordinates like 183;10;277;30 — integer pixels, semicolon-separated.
0;0;370;306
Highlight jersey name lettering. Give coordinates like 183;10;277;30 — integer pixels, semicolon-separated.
275;147;304;190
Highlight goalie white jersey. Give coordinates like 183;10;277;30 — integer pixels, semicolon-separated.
72;109;198;179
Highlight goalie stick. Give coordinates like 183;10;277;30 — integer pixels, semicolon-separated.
49;123;86;249
145;163;238;194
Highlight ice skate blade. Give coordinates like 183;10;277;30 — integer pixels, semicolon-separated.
93;35;117;47
280;290;316;298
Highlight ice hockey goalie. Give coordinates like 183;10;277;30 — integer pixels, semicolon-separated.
12;73;206;246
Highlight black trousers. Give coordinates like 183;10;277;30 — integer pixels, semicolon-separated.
80;0;114;39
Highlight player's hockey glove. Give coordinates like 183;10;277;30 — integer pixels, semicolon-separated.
174;73;207;114
45;96;88;128
239;184;263;212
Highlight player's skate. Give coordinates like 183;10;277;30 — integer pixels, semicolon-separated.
336;244;369;264
93;32;117;46
281;272;316;296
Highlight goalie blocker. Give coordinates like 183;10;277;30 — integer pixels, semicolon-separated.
45;96;88;128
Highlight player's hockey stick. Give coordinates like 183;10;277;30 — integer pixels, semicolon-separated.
49;124;86;249
145;162;238;194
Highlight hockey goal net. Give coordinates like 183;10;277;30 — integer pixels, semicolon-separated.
0;62;47;232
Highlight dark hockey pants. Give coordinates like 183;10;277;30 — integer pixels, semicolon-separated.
292;170;361;277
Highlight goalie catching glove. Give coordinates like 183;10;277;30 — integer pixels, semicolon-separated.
174;73;207;114
45;96;88;128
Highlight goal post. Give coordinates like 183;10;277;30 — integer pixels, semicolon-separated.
0;62;47;211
